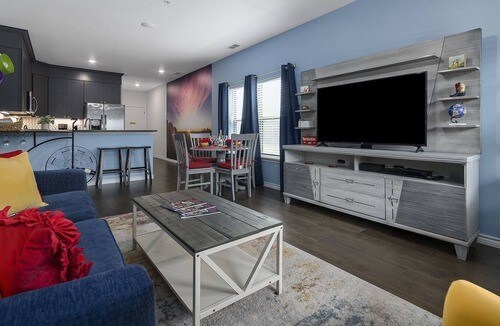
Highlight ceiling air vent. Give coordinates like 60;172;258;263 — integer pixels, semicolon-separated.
173;72;182;75
228;44;240;50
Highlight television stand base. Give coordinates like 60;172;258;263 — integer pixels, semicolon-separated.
415;146;424;153
360;143;373;149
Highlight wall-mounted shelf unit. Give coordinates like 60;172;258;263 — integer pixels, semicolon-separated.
295;126;316;130
295;91;315;96
311;54;440;81
441;124;480;129
437;95;480;101
295;108;315;113
437;66;480;74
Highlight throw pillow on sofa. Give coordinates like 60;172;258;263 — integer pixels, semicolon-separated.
0;207;93;297
0;151;47;214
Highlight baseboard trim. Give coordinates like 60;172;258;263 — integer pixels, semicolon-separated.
477;234;500;249
263;182;280;191
87;173;154;186
164;158;177;164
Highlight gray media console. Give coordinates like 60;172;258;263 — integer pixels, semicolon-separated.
283;145;479;260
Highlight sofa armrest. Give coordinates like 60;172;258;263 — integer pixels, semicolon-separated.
34;169;88;196
0;265;155;326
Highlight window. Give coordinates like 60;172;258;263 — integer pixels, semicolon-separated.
228;74;281;156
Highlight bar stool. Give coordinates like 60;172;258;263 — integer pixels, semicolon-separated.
95;147;127;189
124;146;153;185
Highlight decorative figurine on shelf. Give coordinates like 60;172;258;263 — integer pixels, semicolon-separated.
450;82;466;97
300;86;310;93
0;53;15;85
448;104;467;123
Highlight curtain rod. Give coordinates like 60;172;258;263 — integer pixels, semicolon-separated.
225;63;296;86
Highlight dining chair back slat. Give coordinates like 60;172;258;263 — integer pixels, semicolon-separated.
230;133;255;171
173;133;189;168
190;133;212;158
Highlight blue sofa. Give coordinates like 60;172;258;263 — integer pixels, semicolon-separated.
0;170;156;326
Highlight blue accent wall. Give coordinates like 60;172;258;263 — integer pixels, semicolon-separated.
211;0;500;238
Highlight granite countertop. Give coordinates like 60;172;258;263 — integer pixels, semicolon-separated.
2;129;157;133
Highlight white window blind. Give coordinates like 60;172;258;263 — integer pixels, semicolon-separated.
228;73;281;156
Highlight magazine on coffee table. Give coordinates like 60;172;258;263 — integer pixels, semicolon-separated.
162;198;220;219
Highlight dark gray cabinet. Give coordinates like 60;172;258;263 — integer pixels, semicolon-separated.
32;74;48;116
84;81;121;104
103;83;121;104
0;46;22;110
48;77;85;118
66;79;84;118
83;81;104;103
48;77;65;117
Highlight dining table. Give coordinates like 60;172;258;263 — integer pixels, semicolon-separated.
190;145;229;163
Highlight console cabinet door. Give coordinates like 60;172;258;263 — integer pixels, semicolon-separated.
386;178;467;240
284;163;319;201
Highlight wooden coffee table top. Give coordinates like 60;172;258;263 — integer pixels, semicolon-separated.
132;189;282;254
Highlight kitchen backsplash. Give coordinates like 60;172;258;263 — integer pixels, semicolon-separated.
22;117;84;130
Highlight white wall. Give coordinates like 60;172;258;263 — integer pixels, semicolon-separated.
121;89;147;108
146;85;167;159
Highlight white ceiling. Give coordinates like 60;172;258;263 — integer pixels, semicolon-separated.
1;0;354;91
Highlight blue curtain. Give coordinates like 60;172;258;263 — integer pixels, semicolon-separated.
240;74;263;186
218;82;229;135
279;63;301;192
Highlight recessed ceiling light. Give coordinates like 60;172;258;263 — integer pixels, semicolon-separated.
158;69;165;74
88;59;96;64
141;22;156;28
135;83;140;87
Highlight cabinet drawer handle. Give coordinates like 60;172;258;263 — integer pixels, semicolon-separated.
345;198;354;203
345;179;354;184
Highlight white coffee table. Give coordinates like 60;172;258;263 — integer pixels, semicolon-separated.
132;189;283;326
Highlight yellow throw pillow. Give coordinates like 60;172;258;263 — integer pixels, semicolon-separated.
0;152;47;214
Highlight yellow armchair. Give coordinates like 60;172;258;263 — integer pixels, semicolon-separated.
443;280;500;326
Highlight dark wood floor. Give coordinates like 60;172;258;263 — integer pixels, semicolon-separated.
88;158;500;317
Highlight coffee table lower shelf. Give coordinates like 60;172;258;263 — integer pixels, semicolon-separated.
135;230;281;321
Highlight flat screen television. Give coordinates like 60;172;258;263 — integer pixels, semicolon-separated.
316;72;427;149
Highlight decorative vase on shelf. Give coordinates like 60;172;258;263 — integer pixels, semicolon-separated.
41;123;50;130
448;103;467;123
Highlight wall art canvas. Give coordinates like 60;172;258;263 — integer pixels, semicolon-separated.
166;65;212;160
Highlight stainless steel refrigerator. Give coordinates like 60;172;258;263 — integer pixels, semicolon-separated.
84;103;125;130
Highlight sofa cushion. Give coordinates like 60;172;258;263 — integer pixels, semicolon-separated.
0;208;92;298
76;219;124;275
0;152;47;214
41;190;98;223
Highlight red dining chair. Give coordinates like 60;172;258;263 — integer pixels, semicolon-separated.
173;133;214;194
214;133;256;201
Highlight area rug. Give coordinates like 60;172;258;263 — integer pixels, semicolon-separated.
103;212;441;326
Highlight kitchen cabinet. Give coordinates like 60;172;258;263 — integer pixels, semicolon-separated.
83;81;104;103
32;74;48;116
48;77;65;117
0;26;34;112
84;81;121;104
48;77;85;118
103;83;121;104
66;79;84;118
0;46;22;110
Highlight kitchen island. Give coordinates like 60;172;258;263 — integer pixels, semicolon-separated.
0;129;156;186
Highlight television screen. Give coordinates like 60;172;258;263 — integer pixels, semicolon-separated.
317;72;427;147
